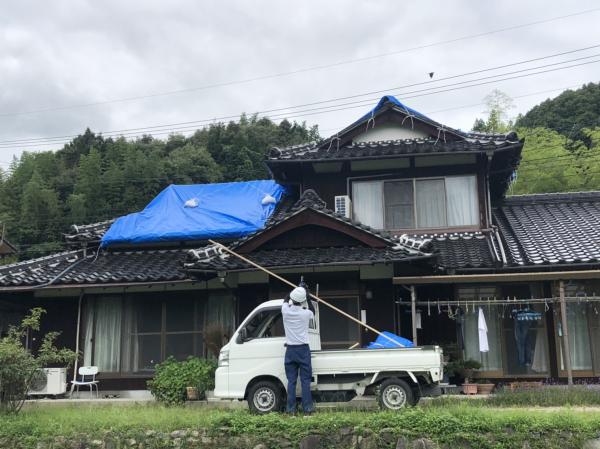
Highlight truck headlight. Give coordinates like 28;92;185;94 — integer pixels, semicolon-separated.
218;350;229;367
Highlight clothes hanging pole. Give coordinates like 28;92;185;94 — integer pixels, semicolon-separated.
396;296;600;306
410;285;418;346
70;292;84;395
559;280;574;386
207;240;403;347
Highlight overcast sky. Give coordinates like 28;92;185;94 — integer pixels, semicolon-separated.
1;0;600;168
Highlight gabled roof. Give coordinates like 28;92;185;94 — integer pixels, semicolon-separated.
493;191;600;266
267;95;523;200
268;136;520;162
184;189;435;272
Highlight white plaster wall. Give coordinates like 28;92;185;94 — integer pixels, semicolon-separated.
353;123;428;143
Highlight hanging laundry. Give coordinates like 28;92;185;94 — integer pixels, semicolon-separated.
478;307;489;353
511;308;542;366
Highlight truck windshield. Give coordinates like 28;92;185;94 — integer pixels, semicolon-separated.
244;308;285;339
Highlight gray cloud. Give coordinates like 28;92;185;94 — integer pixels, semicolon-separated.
1;0;599;168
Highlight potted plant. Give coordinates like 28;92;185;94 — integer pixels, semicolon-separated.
186;385;199;400
449;359;481;395
476;379;495;395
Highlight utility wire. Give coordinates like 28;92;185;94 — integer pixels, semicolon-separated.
1;52;599;150
2;8;598;118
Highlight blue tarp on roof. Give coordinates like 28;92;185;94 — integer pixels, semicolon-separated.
355;95;434;127
101;180;287;246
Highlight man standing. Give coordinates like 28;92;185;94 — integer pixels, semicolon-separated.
281;286;315;414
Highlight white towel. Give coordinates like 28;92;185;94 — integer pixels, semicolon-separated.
478;307;489;353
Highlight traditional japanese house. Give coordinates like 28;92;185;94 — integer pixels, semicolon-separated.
1;95;599;391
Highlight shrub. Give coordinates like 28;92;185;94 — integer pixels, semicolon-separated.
147;356;217;405
0;308;76;414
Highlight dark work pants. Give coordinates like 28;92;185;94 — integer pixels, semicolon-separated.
514;320;533;365
284;344;313;413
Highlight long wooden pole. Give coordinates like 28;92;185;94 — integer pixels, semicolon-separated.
208;240;405;347
559;280;573;386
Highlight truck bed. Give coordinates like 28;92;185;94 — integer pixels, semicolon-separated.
311;346;443;379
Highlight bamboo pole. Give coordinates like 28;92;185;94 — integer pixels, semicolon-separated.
559;280;573;386
208;240;405;347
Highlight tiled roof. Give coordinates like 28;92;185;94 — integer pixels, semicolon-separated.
493;191;600;266
185;246;431;272
64;219;115;244
424;232;501;270
0;249;189;288
267;134;521;162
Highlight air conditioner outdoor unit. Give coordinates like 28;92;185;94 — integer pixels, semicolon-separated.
334;195;352;218
28;367;67;396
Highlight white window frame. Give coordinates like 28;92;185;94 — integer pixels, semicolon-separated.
351;174;479;231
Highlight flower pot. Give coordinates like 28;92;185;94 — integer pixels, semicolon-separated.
477;383;495;395
186;386;199;401
462;383;478;395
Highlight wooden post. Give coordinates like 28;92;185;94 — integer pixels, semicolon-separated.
411;285;418;346
70;292;84;395
559;280;573;386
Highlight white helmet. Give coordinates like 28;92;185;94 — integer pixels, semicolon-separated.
289;286;307;304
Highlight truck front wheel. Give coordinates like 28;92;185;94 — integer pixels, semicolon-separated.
248;380;284;414
377;378;415;411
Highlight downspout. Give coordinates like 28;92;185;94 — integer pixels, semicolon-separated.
493;227;508;265
559;280;574;386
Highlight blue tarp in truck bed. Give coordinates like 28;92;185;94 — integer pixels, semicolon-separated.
101;180;286;246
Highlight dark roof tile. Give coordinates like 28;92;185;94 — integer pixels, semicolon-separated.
494;191;600;266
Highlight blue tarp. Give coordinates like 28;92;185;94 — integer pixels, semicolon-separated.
365;331;414;349
355;95;434;127
101;180;287;246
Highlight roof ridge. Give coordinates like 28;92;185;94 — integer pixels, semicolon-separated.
503;190;600;203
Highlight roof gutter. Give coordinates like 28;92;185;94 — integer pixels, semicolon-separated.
186;253;435;275
394;267;600;285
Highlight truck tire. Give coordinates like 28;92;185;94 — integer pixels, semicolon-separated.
377;378;415;411
248;380;284;414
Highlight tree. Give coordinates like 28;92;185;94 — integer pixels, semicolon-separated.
165;142;222;184
516;82;600;143
472;90;515;134
510;127;581;194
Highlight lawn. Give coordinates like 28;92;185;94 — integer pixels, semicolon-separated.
2;403;600;449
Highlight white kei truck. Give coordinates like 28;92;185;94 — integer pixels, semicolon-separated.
214;299;444;413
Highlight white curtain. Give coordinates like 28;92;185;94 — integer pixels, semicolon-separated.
352;181;383;229
416;179;446;228
120;298;139;373
561;303;592;370
464;306;502;370
207;292;235;338
83;298;95;367
83;297;122;373
446;176;478;226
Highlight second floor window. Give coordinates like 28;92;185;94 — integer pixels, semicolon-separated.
352;175;479;231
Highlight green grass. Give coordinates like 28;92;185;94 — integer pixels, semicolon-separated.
3;404;600;449
423;386;600;408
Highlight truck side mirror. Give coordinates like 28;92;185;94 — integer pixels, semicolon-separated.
237;328;248;344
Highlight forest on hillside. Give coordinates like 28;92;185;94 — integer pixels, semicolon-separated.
0;116;317;260
1;83;599;262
